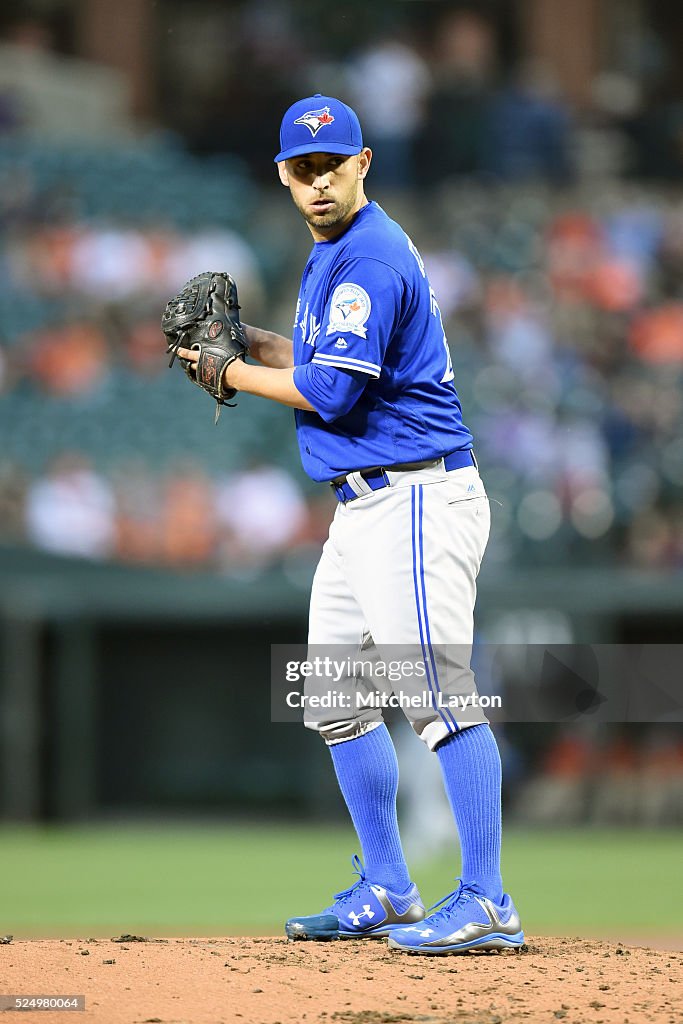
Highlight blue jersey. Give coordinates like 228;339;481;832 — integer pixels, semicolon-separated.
292;202;474;482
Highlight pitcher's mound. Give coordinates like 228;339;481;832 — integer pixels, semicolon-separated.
2;935;681;1023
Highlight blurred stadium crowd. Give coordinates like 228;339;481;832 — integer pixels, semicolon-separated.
512;724;683;826
399;723;683;843
1;143;682;573
164;5;683;186
0;3;682;577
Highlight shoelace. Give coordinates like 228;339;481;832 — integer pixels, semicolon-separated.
330;854;372;908
425;879;476;924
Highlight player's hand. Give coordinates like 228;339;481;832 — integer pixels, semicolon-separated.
177;346;244;389
176;346;199;366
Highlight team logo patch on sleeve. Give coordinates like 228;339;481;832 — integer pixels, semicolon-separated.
294;106;335;137
326;283;371;339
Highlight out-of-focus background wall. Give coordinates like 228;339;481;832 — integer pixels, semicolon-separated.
0;0;681;939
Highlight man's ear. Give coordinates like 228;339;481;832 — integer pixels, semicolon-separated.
358;148;372;180
277;161;289;186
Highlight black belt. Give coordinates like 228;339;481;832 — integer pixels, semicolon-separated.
331;449;477;503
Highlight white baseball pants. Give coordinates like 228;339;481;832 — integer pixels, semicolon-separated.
306;460;491;749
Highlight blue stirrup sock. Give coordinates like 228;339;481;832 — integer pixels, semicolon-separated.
435;723;504;903
328;723;411;893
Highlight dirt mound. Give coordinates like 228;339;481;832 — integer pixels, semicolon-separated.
1;935;681;1023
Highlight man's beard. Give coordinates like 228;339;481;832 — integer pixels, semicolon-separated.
294;188;357;231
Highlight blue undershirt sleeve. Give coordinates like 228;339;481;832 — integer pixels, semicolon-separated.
293;363;368;423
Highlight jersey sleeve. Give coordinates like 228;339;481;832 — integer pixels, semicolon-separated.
311;257;406;378
293;363;368;423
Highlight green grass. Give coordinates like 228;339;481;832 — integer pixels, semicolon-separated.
1;824;680;939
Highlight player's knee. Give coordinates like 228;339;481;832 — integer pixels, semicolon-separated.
409;716;489;751
305;717;384;745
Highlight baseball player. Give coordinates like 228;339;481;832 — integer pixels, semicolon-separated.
168;94;523;955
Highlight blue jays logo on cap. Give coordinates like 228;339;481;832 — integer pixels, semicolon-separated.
275;93;363;162
294;106;335;138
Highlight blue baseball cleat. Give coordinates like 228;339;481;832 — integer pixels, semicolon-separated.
388;879;524;955
285;855;425;941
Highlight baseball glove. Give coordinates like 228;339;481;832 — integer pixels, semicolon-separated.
162;271;248;421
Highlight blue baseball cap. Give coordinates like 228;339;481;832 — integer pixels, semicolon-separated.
274;93;363;162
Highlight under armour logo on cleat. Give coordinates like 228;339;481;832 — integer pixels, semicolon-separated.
348;905;375;926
